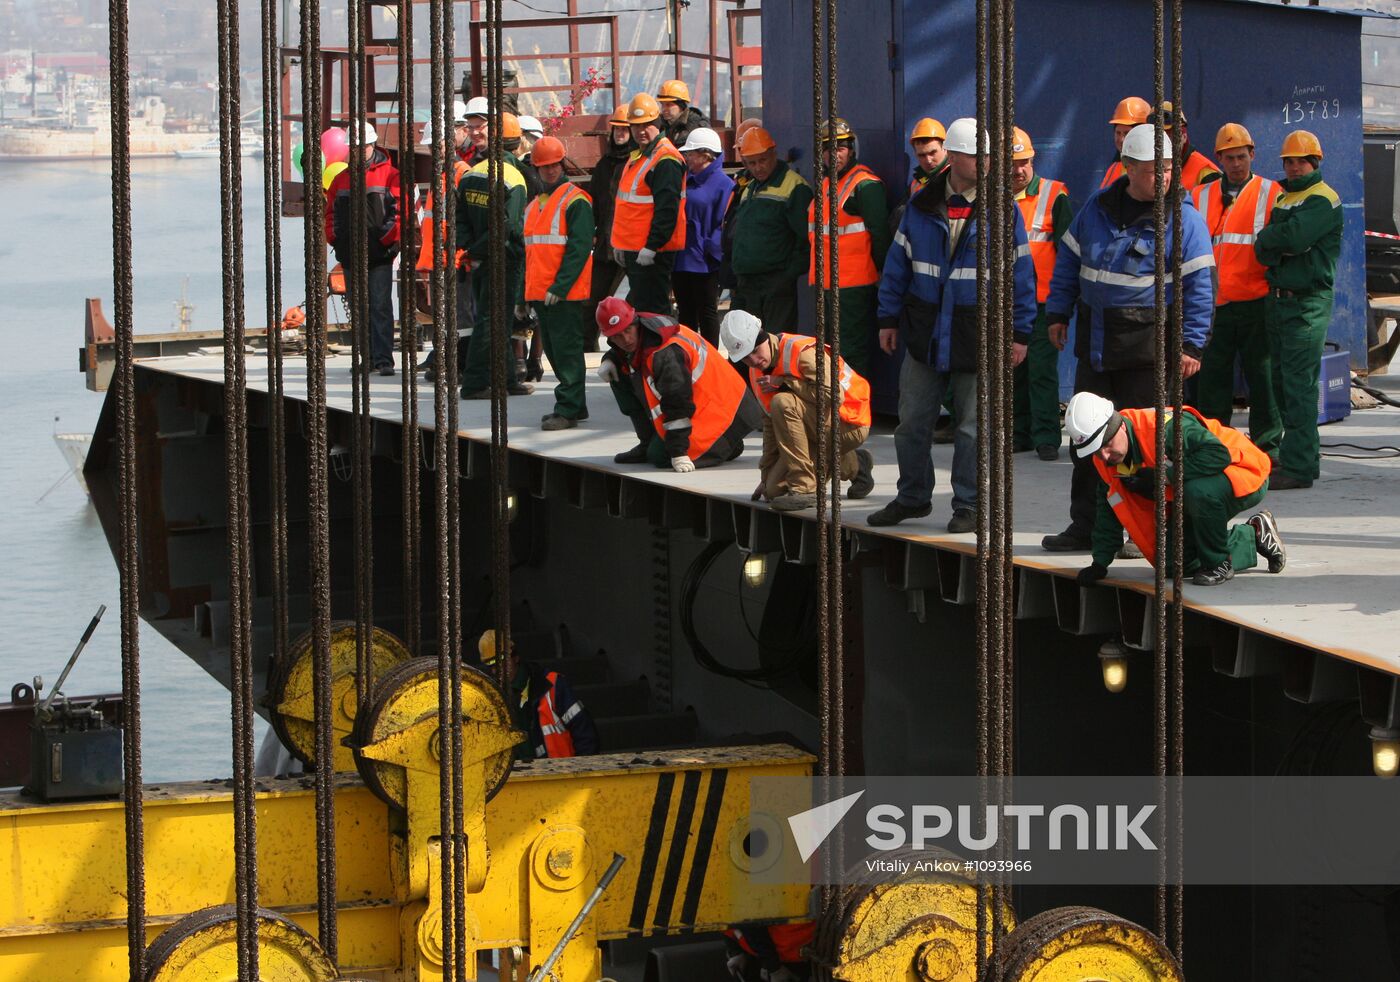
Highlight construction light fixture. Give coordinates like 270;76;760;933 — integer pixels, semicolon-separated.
1098;638;1129;694
1370;726;1400;779
506;492;519;524
743;553;768;588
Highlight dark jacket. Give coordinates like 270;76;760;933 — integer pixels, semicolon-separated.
603;313;698;458
1254;168;1342;294
588;136;634;247
675;156;734;274
326;146;402;266
512;661;599;760
727;160;813;280
663;105;708;151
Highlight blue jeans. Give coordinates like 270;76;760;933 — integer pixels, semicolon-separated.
345;261;396;368
893;355;977;513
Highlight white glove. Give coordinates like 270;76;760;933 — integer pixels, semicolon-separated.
671;455;695;473
543;291;563;306
613;248;628;266
513;303;530;320
762;969;800;982
726;953;753;980
636;247;657;267
596;360;620;384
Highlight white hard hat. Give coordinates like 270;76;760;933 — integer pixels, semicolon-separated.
1121;123;1172;163
452;100;469;124
517;114;544;136
352;120;378;146
719;309;763;362
419;124;434;146
1065;392;1120;459
943;117;988;155
678;127;723;155
464;96;490;118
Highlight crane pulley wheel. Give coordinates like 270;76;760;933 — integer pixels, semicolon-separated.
143;904;338;981
993;905;1183;982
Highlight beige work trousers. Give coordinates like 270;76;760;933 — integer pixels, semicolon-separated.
764;390;870;498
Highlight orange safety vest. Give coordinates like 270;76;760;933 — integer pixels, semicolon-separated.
728;922;815;964
1016;177;1068;304
642;324;751;458
536;671;577;758
415;160;470;272
1100;159;1125;189
749;333;872;427
523;182;595;302
1092;407;1270;568
1192;174;1278;305
1179;149;1221;191
610;138;687;252
808;164;882;288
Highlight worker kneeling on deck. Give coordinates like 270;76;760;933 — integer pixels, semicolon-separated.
480;630;598;759
596;297;764;471
1066;392;1286;587
718;310;875;512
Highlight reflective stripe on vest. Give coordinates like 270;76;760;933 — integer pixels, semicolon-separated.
1092;406;1270;567
523;182;595;301
641;324;751;456
807;164;882;288
610;138;687;252
536;671;577;758
1193;175;1277;304
1017;177;1067;304
746;333;872;427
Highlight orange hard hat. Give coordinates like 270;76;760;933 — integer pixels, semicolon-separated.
735;117;763;142
281;305;306;330
500;111;522;140
1214;122;1254;154
910;117;946;144
1281;129;1323;159
657;79;690;103
1148;100;1186;131
1109;96;1151;127
737;125;776;156
627;93;661;125
531;135;565;166
1011;126;1034;160
596;296;637;336
608;104;630;127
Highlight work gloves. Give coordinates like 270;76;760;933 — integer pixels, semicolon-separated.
513;304;531;320
671;455;695;473
596;360;620;384
636;247;657;267
543;291;563;306
612;247;628;267
1077;562;1109;587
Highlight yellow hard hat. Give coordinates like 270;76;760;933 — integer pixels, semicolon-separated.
608;104;630;127
478;629;513;665
500;111;522;140
627;93;661;125
1148;101;1186;131
819;116;854;143
1281;129;1323;159
1109;96;1151;127
910;117;946;144
1011;126;1034;161
657;79;690;103
1214;122;1254;154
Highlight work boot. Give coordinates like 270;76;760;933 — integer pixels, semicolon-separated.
946;508;976;534
613;443;650;464
542;409;589;422
1117;540;1144;561
847;449;875;499
1037;443;1060;461
615;413;654;464
867;500;932;527
1248;510;1287;573
771;491;817;512
377;363;395;377
1270;472;1312;490
1042;527;1091;552
1192;558;1234;586
541;414;578;431
508;381;535;396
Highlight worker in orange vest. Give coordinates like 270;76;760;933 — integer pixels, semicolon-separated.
415;114;473;381
523;135;595;430
725;921;815;982
479;630;598;760
808;116;890;375
1192;123;1282;457
1065;392;1285;587
594;297;763;470
1010;126;1073;460
610;92;687;316
1148;102;1221;191
718;309;874;512
1100;96;1151;189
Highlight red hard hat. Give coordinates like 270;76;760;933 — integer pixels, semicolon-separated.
596;296;636;336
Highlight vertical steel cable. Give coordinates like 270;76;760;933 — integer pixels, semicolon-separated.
107;0;146;970
824;0;843;793
398;0;422;658
1168;0;1186;959
973;0;991;970
300;0;340;954
217;0;260;967
1151;0;1170;946
999;0;1017;785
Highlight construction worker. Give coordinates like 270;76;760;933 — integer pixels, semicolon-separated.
908;117;949;196
673;127;734;347
1065;392;1286;586
726;922;816;982
808;117;890;375
727;125;813;333
1254;129;1343;490
1193;123;1283;457
515;114;544;198
656;79;708;149
1100;96;1151;189
415;115;474;381
1041;123;1216;552
585;104;635;350
479;630;598;760
594;297;763;470
610;92;686;316
523;135;594;430
1011;126;1072;460
325;120;402;375
1148;102;1221;190
718;119;761;293
718;309;875;511
461;95;491;164
869;118;1036;532
456;110;533;399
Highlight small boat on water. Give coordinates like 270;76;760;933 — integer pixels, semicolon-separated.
174;135;264;160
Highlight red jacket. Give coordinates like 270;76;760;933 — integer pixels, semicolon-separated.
325;146;402;266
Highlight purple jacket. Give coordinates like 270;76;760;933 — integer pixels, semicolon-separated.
674;156;734;274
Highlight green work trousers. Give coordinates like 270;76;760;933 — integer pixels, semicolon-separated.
1013;306;1062;450
460;270;520;394
536;299;587;419
610;378;670;467
1266;289;1333;481
623;249;677;317
1176;475;1265;573
824;284;877;377
1197;298;1281;456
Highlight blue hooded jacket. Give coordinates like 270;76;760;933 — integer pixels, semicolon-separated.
675;155;735;275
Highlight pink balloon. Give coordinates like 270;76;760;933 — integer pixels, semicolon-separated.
320;127;350;165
